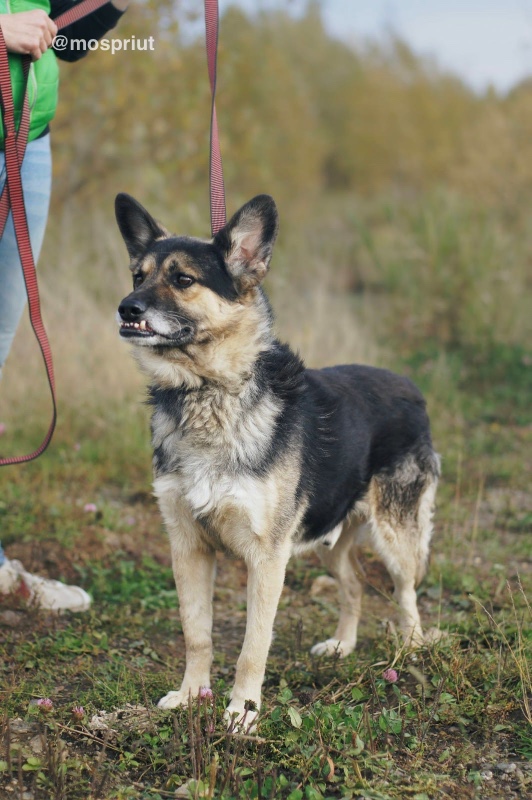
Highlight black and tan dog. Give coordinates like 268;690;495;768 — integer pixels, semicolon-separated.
115;194;440;728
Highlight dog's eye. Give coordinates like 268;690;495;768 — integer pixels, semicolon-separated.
175;274;194;288
133;274;143;288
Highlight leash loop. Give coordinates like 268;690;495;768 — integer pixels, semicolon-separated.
0;26;57;466
0;0;110;466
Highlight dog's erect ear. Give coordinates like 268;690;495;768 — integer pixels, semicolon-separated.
213;195;279;293
115;193;170;261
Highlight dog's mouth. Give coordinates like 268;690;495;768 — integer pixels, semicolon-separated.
120;319;156;337
119;318;194;345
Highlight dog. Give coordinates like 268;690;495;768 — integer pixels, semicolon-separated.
115;193;440;728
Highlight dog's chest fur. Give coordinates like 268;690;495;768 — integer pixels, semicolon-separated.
150;381;289;547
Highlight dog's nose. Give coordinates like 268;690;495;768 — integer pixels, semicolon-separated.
119;295;147;322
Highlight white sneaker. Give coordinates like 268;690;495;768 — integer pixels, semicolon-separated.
0;558;91;612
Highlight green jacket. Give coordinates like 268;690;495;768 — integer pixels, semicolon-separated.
0;0;59;146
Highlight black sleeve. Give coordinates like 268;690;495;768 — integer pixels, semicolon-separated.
50;0;125;62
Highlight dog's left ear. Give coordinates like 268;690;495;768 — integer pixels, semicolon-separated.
214;195;279;293
115;193;170;262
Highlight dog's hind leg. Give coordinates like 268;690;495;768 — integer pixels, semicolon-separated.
367;464;438;646
311;523;364;658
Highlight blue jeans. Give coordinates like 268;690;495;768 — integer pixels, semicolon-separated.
0;134;52;567
0;134;52;375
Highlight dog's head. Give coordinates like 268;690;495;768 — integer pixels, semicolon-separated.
115;194;278;351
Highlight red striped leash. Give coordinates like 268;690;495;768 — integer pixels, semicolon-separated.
204;0;226;236
0;25;56;466
0;0;112;466
0;58;30;237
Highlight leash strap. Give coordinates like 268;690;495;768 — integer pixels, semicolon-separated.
0;0;112;466
53;0;112;32
204;0;226;236
0;64;29;237
0;26;56;465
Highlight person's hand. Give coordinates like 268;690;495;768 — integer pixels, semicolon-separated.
0;11;57;60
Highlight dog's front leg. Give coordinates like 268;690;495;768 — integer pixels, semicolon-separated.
158;545;216;709
225;546;290;730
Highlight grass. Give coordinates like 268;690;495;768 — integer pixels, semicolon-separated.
1;567;531;798
1;189;531;798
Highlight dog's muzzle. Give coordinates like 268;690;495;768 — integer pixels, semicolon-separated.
118;295;154;337
118;294;194;344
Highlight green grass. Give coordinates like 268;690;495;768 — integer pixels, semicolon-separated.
1;188;531;798
1;399;530;799
1;588;530;798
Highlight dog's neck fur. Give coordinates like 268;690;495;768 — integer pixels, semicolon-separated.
144;289;286;475
133;288;275;394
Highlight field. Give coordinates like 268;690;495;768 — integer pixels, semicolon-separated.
1;3;532;798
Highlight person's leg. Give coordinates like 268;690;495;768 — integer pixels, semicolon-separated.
0;134;52;375
0;135;91;612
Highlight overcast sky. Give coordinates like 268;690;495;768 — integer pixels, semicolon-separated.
217;0;532;93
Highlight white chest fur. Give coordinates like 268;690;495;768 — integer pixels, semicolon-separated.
154;467;279;544
151;384;287;555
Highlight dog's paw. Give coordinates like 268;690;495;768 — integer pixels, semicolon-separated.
157;690;190;709
310;638;354;657
401;626;425;649
424;626;448;645
224;704;259;734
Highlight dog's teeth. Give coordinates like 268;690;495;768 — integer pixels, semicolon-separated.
134;322;140;329
139;320;147;331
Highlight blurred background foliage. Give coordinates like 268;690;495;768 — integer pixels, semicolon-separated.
2;0;531;455
53;0;532;209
